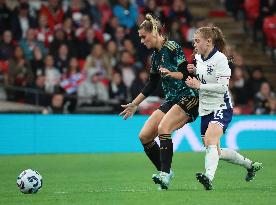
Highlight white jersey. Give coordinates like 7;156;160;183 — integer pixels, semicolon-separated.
195;49;233;116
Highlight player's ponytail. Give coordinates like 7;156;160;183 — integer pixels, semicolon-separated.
211;27;226;54
139;14;165;38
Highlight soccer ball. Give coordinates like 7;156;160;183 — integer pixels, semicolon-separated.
16;169;43;194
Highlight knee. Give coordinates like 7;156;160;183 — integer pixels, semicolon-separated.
139;132;151;144
158;123;168;135
204;135;218;147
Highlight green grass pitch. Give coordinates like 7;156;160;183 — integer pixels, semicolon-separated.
0;151;275;205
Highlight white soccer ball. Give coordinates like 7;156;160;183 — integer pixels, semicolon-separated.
16;169;43;194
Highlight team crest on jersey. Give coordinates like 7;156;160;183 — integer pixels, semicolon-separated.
207;65;214;75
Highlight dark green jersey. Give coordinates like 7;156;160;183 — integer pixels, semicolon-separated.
151;40;198;102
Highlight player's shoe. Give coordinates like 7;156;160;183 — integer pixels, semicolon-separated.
152;170;174;190
152;171;161;185
245;162;263;182
196;172;213;190
159;171;172;190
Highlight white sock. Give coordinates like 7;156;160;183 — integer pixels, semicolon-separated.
205;145;219;181
219;148;252;169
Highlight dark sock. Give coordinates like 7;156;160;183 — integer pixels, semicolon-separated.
143;140;161;171
159;134;173;174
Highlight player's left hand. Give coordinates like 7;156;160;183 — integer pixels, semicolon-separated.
185;76;200;89
159;67;171;77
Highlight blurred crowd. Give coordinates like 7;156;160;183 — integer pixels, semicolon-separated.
223;0;276;115
0;0;275;115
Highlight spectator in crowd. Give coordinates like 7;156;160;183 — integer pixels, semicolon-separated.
65;0;91;27
60;57;84;112
230;66;250;106
77;27;102;59
262;0;276;14
84;43;112;80
62;17;76;42
11;2;37;41
169;18;186;46
30;46;45;78
49;28;66;56
89;0;113;29
253;0;276;41
106;40;119;68
19;0;40;19
19;28;47;61
36;14;54;48
7;46;33;101
247;67;268;98
42;93;69;114
26;74;49;106
44;54;61;93
117;50;136;89
76;14;105;44
39;0;64;31
254;82;276;114
75;14;93;40
0;30;15;61
60;57;84;95
233;53;245;68
108;71;127;111
77;69;109;106
54;44;70;74
224;0;244;21
49;28;76;57
113;26;127;51
0;0;12;34
122;38;137;57
123;37;143;69
168;0;193;26
113;0;138;29
105;16;121;40
105;15;120;40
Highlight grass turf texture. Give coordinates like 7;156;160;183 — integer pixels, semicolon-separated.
0;151;275;205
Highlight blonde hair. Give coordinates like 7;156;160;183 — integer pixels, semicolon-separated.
139;14;162;37
196;26;227;55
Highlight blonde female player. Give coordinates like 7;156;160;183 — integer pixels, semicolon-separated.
186;26;263;190
120;14;198;190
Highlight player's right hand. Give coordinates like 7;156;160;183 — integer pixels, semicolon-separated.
119;103;138;120
187;64;196;73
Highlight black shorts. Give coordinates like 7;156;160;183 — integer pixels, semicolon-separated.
158;96;199;122
158;101;174;113
177;96;199;122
